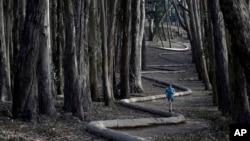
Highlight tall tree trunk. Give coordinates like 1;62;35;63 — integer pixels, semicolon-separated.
193;0;212;90
37;0;56;116
55;0;64;96
130;0;144;93
12;0;55;122
55;0;65;94
186;0;202;80
74;0;91;115
63;0;90;120
50;0;57;96
88;0;100;101
63;0;76;112
148;19;154;41
100;0;113;106
120;0;131;99
107;0;117;102
3;0;12;101
209;0;231;115
141;35;147;70
187;0;212;90
0;0;11;101
219;0;250;124
12;0;26;91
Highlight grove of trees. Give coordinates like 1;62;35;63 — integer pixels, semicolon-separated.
0;0;250;125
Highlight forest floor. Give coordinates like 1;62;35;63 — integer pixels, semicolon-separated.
0;38;232;141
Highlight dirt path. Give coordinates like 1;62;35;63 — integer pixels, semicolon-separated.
0;40;229;141
117;41;228;141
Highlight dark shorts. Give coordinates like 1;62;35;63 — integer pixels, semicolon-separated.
167;97;174;102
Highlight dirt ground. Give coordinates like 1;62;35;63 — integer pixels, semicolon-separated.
0;39;231;141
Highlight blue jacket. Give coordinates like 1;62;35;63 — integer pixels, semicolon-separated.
166;87;175;99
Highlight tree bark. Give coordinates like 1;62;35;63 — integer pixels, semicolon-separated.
3;0;12;100
219;0;250;124
186;0;202;80
37;0;56;117
193;0;212;90
107;0;118;102
130;0;144;93
63;0;75;113
12;0;55;122
88;0;100;101
63;0;90;120
120;0;131;99
141;35;147;70
0;0;11;101
100;0;113;106
55;0;64;96
187;0;212;90
12;0;26;90
74;0;91;116
209;0;231;115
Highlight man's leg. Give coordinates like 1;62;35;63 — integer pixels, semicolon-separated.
169;100;172;112
168;98;173;112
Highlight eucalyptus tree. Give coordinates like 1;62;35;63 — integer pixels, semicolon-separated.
219;0;250;124
208;0;231;115
3;0;12;95
130;0;145;93
0;0;11;101
88;0;100;101
12;0;56;121
120;0;132;99
63;0;91;120
99;0;118;105
50;0;65;96
186;0;212;90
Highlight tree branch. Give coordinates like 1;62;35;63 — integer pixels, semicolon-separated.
172;0;187;31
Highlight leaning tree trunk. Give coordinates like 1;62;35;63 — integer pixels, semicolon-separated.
193;0;212;90
130;0;144;93
0;0;11;101
186;0;202;80
219;0;250;124
12;0;55;122
120;0;131;99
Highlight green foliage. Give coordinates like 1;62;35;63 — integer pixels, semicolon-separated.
146;0;165;27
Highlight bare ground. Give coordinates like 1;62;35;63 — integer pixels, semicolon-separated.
0;39;231;141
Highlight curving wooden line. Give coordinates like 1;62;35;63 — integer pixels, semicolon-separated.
86;42;192;141
148;40;190;51
86;76;191;141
